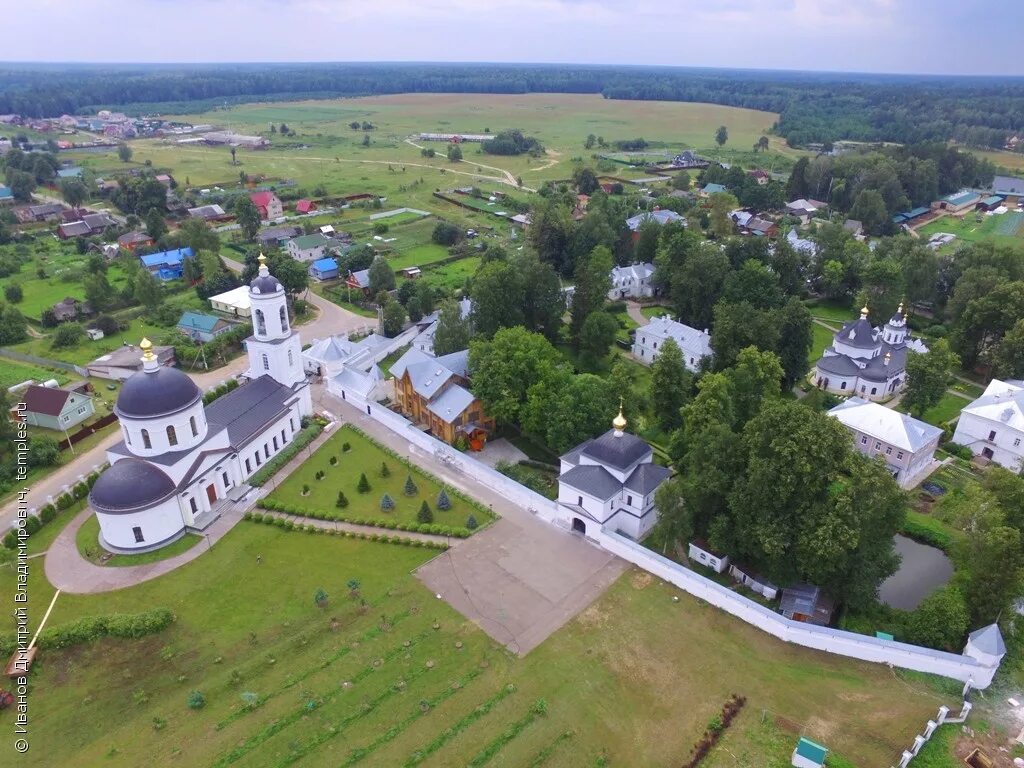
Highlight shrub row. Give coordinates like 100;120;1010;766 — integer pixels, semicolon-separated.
243;511;449;550
248;423;324;487
202;377;240;405
683;695;746;768
901;517;954;551
0;607;174;656
258;498;472;538
342;424;495;530
1;474;99;550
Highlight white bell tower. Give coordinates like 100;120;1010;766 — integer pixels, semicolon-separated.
244;254;312;415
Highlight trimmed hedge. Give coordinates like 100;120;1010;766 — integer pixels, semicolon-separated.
257;498;472;538
248;422;324;487
202;377;241;405
243;511;449;550
0;608;174;656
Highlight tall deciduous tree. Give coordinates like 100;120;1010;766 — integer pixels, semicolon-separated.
367;255;395;296
725;346;783;427
433;298;472;357
669;247;729;331
470;260;524;339
570;245;613;347
714;126;728;147
903;339;959;418
707;192;739;239
515;251;564;342
776;297;813;388
527;199;573;276
710;300;781;371
117;143;133;163
59;177;88;208
469;327;564;424
650;338;691;431
234;196;261;241
132;269;163;307
579;311;618;363
145;207;167;241
849;189;888;235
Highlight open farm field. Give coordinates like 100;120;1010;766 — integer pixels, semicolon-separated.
916;210;1024;250
61;94;792;200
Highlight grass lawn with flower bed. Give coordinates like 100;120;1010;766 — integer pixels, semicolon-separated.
264;424;491;531
75;514;204;566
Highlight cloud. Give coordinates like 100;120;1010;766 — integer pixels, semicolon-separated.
0;0;1016;75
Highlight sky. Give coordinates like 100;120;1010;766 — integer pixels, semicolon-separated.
5;0;1021;76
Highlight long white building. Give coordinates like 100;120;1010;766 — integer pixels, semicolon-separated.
89;256;312;553
632;315;711;371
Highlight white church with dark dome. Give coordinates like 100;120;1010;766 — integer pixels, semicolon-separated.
88;255;313;552
812;303;929;402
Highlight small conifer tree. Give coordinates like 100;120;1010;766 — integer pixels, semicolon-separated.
336;491;349;508
466;515;478;530
357;473;371;493
417;501;433;524
380;461;390;477
436;488;452;510
403;474;418;496
380;494;395;511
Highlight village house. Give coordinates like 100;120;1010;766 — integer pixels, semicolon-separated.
15;202;65;223
608;262;655;300
786;228;817;257
828;397;942;489
285;233;334;263
632;315;712;371
201;131;269;148
57;212;118;239
625;208;686;239
976;195;1006;212
748;169;770;185
140;247;194;281
812;304;928;401
208;285;252;318
295;199;317;214
951;379;1024;471
728;562;778;600
991;175;1024;203
556;407;671;540
700;182;727;197
743;215;778;237
345;268;372;297
177;311;233;343
892;206;932;228
87;343;176;380
670;150;708;169
187;204;229;221
117;231;154;251
389;348;493;449
308;257;339;281
13;383;95;432
258;226;301;247
249;191;283;220
510;213;531;229
785;198;827;223
51;296;91;322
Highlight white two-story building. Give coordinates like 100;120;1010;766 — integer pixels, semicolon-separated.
828;397;942;489
632;315;712;372
608;263;655;300
952;379;1024;471
556;408;670;540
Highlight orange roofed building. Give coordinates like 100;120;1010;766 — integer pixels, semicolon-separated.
388;348;493;449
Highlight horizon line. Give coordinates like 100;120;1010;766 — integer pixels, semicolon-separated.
0;60;1022;80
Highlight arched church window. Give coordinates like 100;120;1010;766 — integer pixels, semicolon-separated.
190;415;198;437
288;349;293;366
141;429;151;449
167;425;178;447
255;309;266;336
279;305;289;333
262;353;269;370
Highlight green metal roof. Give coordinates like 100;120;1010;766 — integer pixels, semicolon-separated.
795;737;828;764
291;234;328;249
942;190;980;206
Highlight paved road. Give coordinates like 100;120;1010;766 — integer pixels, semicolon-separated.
1;261;367;530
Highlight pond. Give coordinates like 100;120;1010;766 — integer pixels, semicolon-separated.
878;534;954;610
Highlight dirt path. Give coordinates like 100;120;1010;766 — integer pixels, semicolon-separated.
626;301;650;328
402;137;537;191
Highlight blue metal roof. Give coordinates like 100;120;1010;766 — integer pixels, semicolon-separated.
177;311;223;333
311;257;338;271
941;190;980;207
0;185;12;199
56;167;83;178
980;195;1005;207
140;247;194;268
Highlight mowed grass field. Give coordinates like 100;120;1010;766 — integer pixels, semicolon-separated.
2;515;944;767
61;94;791;205
917;210;1024;251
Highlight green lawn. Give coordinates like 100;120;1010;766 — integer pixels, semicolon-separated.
1;519;941;768
0;358;69;389
266;425;488;529
418;256;480;295
75;514;204;566
310;282;378;317
388;243;450;270
810;322;835;364
378;343;411;378
804;299;857;324
897;391;968;427
640;304;672;320
917;211;1024;251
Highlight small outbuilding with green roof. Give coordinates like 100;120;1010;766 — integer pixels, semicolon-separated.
791;737;828;768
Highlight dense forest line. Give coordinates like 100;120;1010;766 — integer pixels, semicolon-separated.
1;63;1023;149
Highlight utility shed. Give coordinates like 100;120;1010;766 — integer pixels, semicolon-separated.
791;737;828;768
